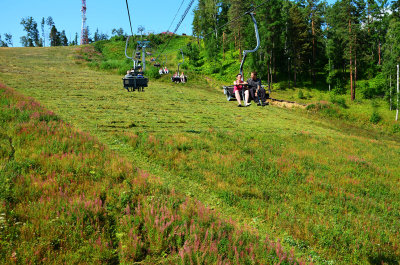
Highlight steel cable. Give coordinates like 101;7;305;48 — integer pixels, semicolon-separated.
154;0;195;62
125;0;134;36
167;0;186;33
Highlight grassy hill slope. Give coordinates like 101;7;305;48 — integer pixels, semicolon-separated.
1;46;400;264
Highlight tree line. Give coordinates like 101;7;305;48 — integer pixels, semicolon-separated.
18;16;110;47
192;0;400;102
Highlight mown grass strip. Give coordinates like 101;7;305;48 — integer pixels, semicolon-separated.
0;82;312;264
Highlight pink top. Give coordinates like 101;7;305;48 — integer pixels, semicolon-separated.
234;81;245;92
234;84;243;91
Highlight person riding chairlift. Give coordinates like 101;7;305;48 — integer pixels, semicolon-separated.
246;71;267;106
173;72;180;83
137;68;144;78
233;73;250;107
164;67;169;74
180;72;186;83
159;68;163;75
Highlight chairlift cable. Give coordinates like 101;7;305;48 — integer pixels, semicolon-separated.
167;0;186;33
154;0;195;62
125;0;134;36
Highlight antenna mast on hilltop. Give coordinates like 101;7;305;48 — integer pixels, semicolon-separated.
81;0;88;45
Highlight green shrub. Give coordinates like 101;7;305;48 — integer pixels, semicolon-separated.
331;71;346;95
370;111;382;124
330;94;348;108
109;35;127;42
321;106;341;118
306;102;329;111
298;89;306;99
93;40;109;53
391;123;400;133
146;67;161;79
100;60;125;70
360;73;386;99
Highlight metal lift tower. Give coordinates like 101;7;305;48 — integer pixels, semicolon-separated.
80;0;88;45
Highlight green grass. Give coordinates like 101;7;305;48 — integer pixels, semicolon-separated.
1;46;400;264
0;82;305;264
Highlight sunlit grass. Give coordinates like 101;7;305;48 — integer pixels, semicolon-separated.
1;46;400;264
0;82;309;264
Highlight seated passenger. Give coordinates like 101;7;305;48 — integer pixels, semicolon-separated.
233;74;249;107
125;69;134;77
164;67;169;74
246;71;266;106
137;68;143;78
159;68;163;75
180;72;186;83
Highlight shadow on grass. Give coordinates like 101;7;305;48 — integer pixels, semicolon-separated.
368;253;399;265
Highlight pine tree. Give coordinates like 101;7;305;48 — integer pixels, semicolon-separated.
228;0;247;61
60;30;68;46
49;25;61;46
287;4;311;87
305;0;325;86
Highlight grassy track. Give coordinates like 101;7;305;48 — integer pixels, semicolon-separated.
1;46;400;264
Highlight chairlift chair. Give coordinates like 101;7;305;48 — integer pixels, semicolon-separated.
222;12;265;101
171;49;187;83
162;55;169;74
122;36;149;92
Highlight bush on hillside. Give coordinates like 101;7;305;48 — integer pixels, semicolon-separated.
93;40;109;53
370;111;382;124
359;73;386;99
110;35;127;42
298;89;306;99
146;66;161;79
330;94;348;108
391;123;400;133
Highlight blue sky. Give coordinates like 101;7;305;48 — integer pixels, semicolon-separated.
0;0;196;47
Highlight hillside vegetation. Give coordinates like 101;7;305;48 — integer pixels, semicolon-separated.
0;45;400;264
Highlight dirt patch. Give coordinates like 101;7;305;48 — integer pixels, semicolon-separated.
268;98;307;109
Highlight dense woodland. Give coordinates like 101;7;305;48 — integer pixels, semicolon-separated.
192;0;400;102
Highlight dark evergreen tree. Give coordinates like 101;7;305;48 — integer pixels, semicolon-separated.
287;4;311;86
49;25;61;46
305;0;325;86
60;30;68;46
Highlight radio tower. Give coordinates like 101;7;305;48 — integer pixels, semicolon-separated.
80;0;88;45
